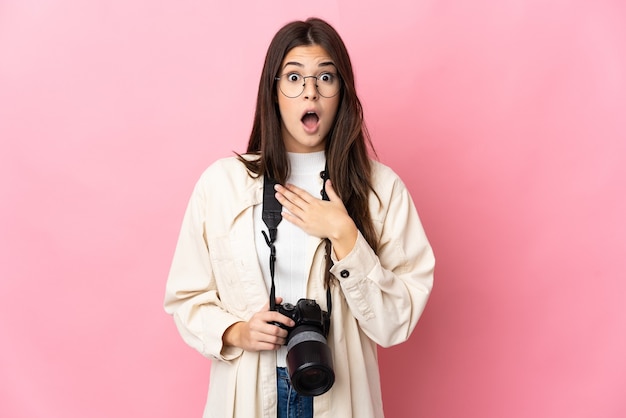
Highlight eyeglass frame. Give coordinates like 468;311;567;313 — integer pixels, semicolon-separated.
274;72;342;98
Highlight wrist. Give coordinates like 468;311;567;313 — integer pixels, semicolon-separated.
330;220;358;260
223;321;244;348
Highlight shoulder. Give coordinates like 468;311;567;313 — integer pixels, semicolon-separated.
194;154;261;190
367;159;415;221
199;154;258;182
192;154;261;202
370;159;406;192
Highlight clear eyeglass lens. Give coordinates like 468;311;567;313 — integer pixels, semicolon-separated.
278;73;340;98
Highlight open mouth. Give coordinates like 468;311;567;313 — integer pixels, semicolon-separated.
301;111;320;130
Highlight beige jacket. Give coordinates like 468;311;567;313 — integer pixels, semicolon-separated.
164;156;435;418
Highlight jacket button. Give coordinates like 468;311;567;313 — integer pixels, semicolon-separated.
340;270;350;278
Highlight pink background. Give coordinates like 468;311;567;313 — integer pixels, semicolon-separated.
1;1;625;417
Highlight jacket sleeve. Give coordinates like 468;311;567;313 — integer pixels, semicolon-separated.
330;172;435;348
163;177;244;361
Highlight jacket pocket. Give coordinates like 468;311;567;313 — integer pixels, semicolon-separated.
207;234;247;313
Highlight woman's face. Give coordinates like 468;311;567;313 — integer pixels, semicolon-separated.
276;44;340;153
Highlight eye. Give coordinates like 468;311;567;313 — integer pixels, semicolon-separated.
286;73;302;83
318;72;335;84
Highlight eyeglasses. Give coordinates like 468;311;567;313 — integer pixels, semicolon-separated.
275;72;341;98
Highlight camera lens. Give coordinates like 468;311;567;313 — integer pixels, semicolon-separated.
286;328;335;396
300;368;325;387
294;364;333;394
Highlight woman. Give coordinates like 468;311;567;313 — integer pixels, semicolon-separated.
164;17;435;418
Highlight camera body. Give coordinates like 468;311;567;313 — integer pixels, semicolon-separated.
274;298;334;396
275;298;330;337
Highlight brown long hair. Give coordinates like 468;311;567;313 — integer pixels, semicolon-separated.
238;18;379;284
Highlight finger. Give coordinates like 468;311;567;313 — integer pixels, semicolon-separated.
247;321;288;347
276;183;314;204
324;179;341;201
266;311;296;329
275;191;302;214
251;309;295;330
258;297;283;312
280;210;303;227
253;320;289;339
250;329;286;349
256;342;283;351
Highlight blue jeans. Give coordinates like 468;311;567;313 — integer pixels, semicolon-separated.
277;367;313;418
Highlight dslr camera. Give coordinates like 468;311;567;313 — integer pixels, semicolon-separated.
274;298;334;396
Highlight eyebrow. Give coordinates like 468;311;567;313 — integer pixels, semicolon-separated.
282;61;336;70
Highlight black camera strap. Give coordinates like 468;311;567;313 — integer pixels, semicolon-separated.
261;170;332;315
261;175;281;311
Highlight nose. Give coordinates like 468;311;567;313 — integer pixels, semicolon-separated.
302;76;319;100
